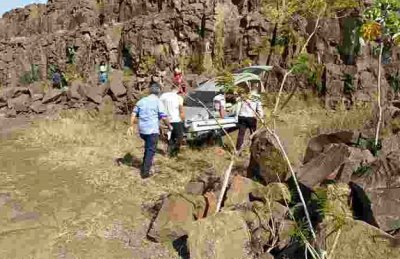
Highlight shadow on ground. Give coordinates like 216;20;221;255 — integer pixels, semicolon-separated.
115;153;142;168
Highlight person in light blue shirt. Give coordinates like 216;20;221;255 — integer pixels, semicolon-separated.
129;82;172;178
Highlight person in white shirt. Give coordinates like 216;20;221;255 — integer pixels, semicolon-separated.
235;86;264;151
160;83;185;157
213;89;226;118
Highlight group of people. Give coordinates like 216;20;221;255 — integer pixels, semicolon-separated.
129;80;185;178
130;68;264;179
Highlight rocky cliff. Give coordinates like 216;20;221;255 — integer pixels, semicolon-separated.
0;0;399;112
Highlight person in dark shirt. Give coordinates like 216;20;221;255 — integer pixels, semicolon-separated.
52;69;62;89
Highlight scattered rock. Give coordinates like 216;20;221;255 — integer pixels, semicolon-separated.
42;89;63;104
350;151;400;231
303;130;360;163
321;220;400;259
185;181;205;195
248;129;288;184
109;70;127;98
1;87;30;99
297;144;352;189
31;93;44;102
225;175;262;207
188;210;252;259
68;81;83;100
30;101;47;113
251;183;291;204
84;86;103;104
276;220;296;250
380;133;400;156
5;109;17;118
147;193;205;242
7;94;30;112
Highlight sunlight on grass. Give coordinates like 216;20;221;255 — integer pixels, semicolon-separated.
0;92;374;258
260;92;374;165
1;105;230;258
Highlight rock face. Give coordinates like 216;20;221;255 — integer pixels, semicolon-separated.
0;0;399;111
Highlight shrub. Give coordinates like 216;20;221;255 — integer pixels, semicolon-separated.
19;64;40;85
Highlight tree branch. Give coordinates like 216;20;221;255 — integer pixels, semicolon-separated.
375;42;383;146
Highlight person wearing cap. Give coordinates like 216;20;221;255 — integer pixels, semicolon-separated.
129;82;172;179
160;82;185;157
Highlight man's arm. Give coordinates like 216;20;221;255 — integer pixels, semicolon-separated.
219;107;225;118
179;96;185;121
131;112;137;127
128;104;139;136
158;100;173;130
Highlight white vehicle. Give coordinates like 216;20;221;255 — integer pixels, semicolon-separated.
183;65;273;140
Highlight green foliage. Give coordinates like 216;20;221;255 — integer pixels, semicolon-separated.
241;58;253;67
29;6;40;19
216;70;235;93
342;73;355;94
389;71;400;93
311;187;328;217
63;64;82;85
288;219;311;243
263;0;359;24
95;0;106;10
123;67;134;77
337;17;362;61
353;165;373;177
139;56;156;74
19;64;40;85
291;53;310;74
355;137;382;156
291;53;325;93
47;64;57;80
362;0;400;46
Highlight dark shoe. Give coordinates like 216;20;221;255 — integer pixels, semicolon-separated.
141;172;151;179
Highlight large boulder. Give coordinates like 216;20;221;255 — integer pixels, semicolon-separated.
187;210;252;259
334;147;375;184
380;133;400;156
320;220;400;259
109;70;127;98
67;81;83;100
42;89;63;104
314;183;399;259
83;86;103;104
303;130;360;163
7;94;31;112
147;193;206;243
30;101;47;114
350;151;400;231
1;87;30;99
297;144;352;189
224;175;262;207
248;129;289;184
